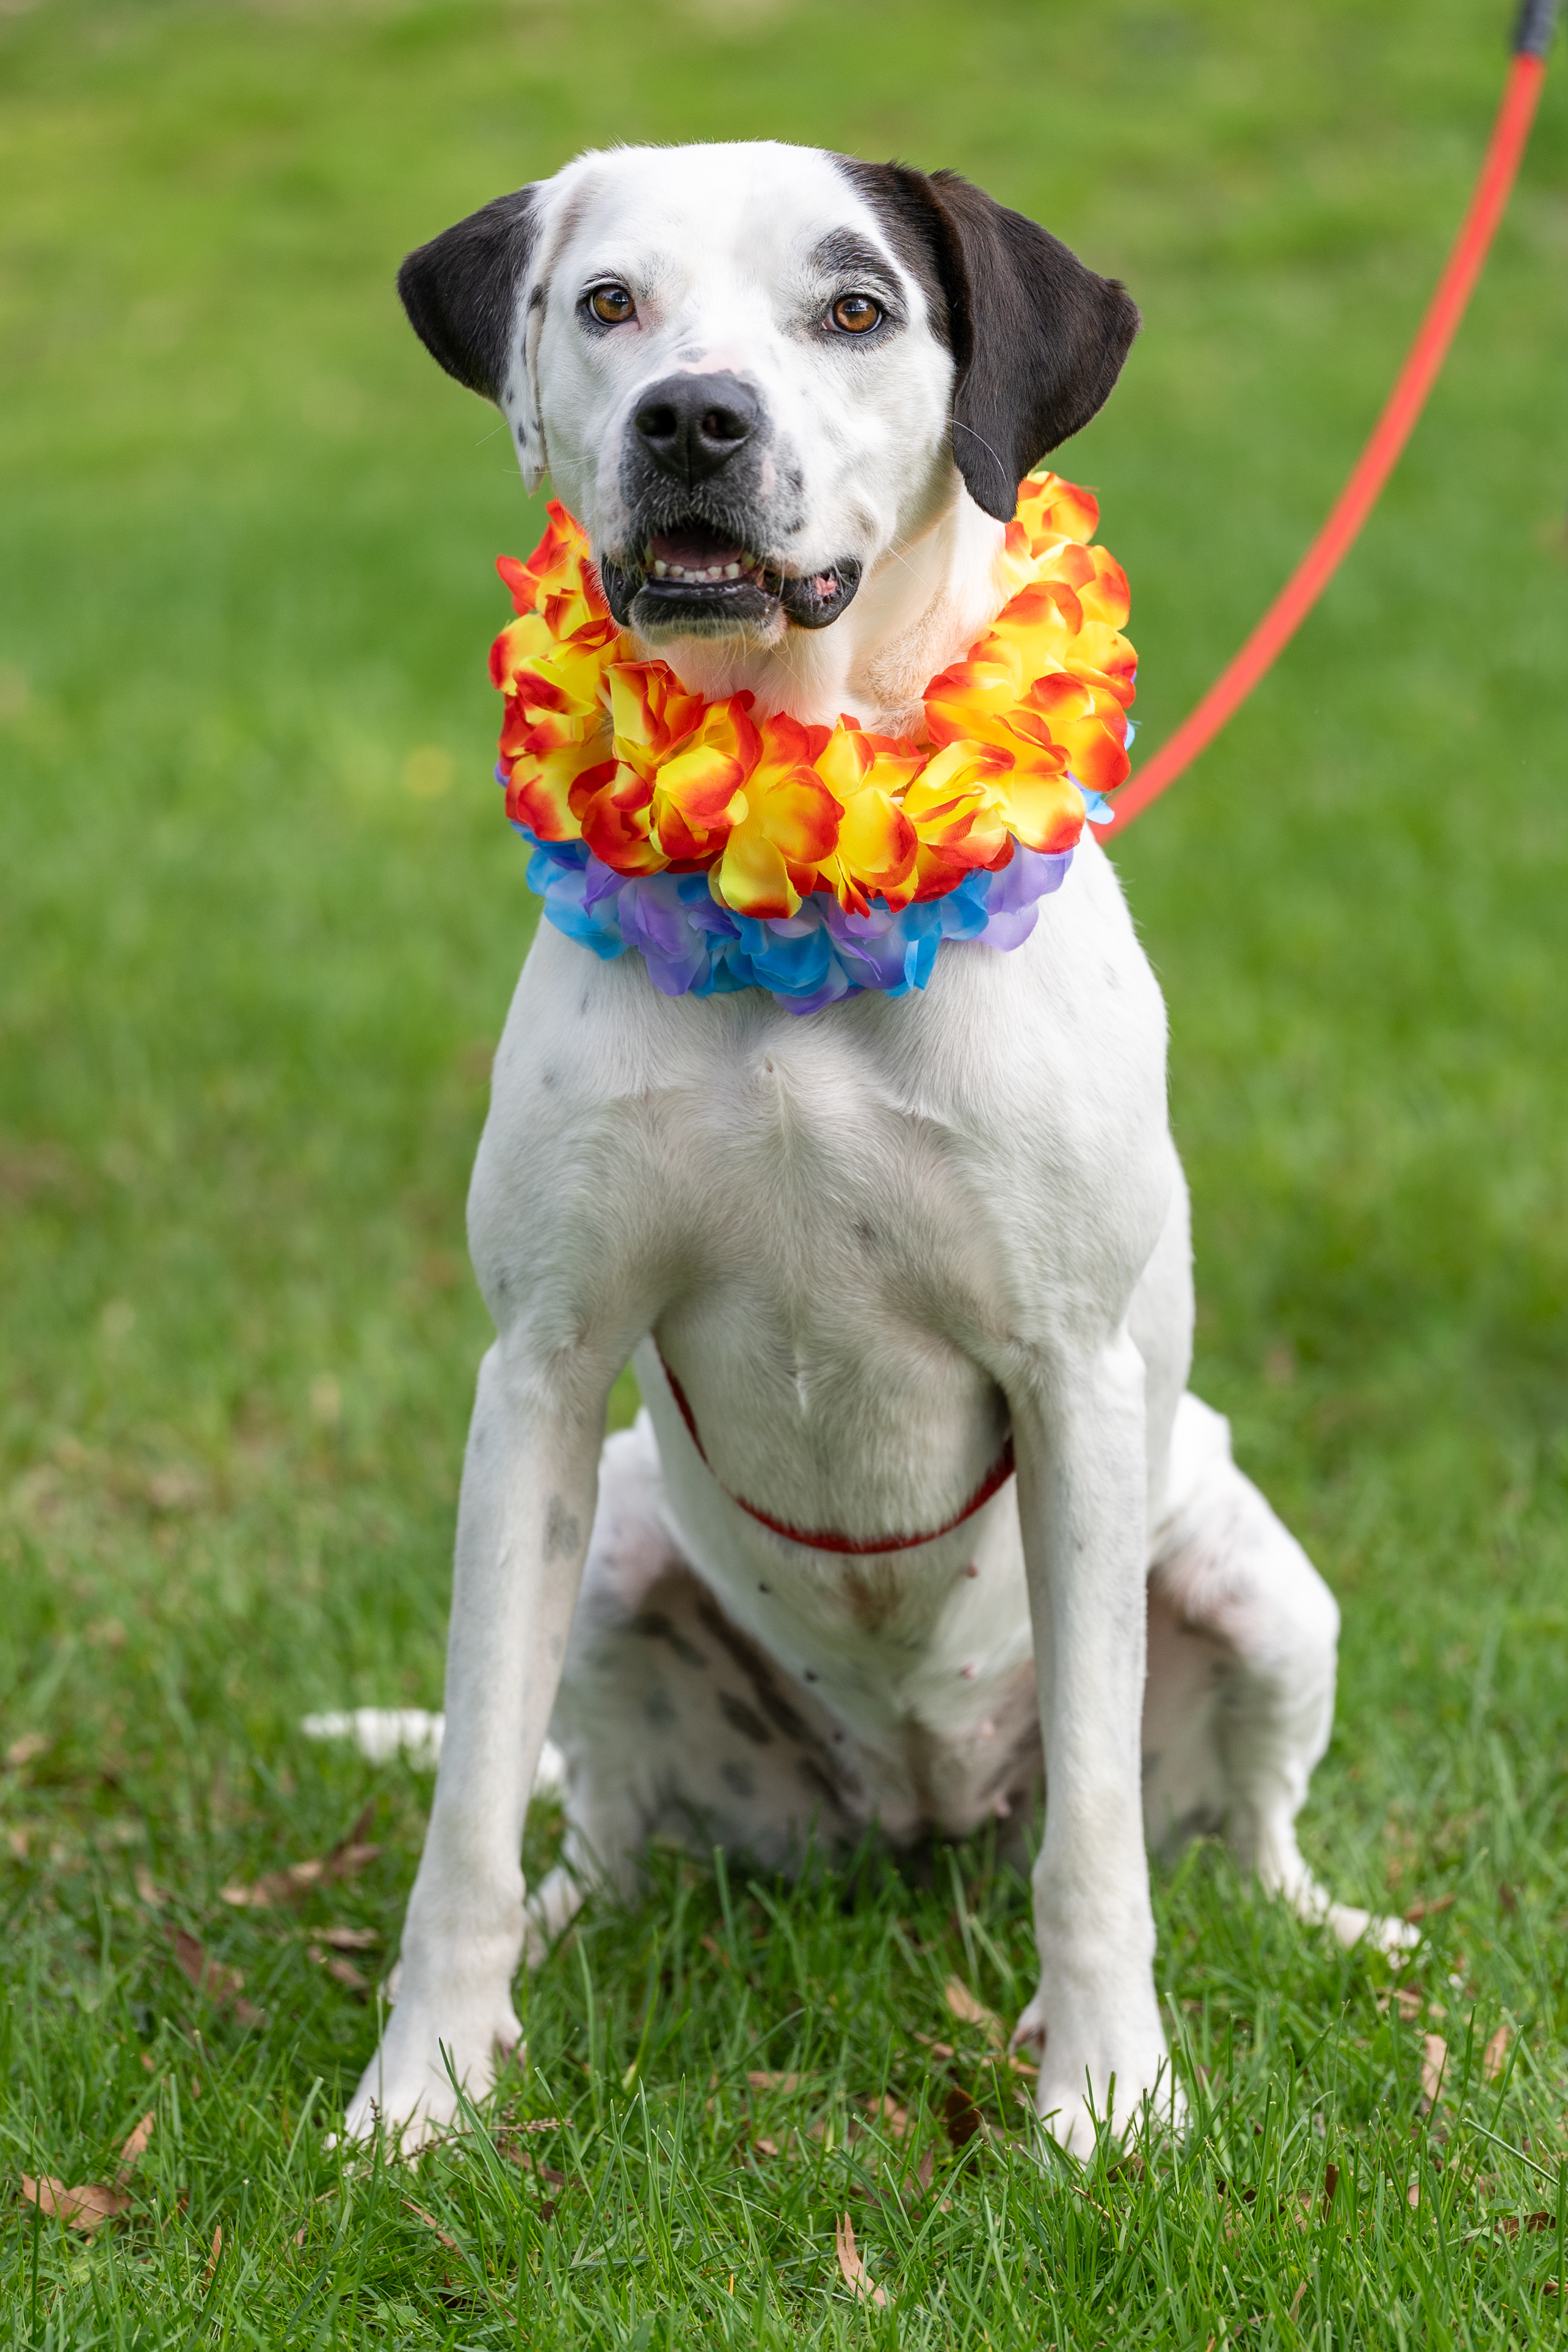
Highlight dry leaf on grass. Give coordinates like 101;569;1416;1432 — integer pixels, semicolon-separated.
863;2093;912;2139
169;1928;265;2028
134;1866;169;1909
746;2070;803;2092
306;1942;370;1995
1403;1892;1456;1923
202;2224;222;2289
834;2213;889;2307
20;2177;126;2232
517;2152;567;2190
317;1925;378;1951
943;1978;1004;2047
1492;2212;1555;2240
1377;1985;1426;2021
5;1732;47;1769
19;2110;156;2235
943;2083;982;2147
1483;2024;1511;2082
404;2199;459;2252
1420;2033;1448;2108
219;1806;380;1909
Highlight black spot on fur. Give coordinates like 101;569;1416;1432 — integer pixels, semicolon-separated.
717;1691;772;1746
630;1610;706;1670
720;1760;756;1799
397;186;540;405
796;1756;844;1812
694;1597;810;1740
543;1497;581;1562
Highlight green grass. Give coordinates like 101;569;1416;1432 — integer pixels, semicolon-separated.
2;0;1566;2339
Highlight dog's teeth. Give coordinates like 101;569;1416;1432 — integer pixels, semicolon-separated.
653;559;668;576
724;563;740;579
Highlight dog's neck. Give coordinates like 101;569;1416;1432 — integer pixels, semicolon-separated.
622;489;1007;739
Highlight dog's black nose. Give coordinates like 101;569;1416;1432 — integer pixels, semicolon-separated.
631;372;760;484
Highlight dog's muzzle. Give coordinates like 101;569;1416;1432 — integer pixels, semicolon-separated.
601;370;863;636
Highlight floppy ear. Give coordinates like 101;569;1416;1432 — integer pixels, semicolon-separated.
928;172;1139;520
843;162;1139;522
397;187;540;407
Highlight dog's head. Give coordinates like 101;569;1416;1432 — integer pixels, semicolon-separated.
399;141;1138;651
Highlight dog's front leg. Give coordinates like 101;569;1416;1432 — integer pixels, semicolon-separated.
1011;1332;1180;2155
344;1339;601;2149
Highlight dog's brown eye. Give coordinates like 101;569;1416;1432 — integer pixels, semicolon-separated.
830;293;881;335
589;285;635;325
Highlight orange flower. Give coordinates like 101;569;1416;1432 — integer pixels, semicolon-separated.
923;648;1029;754
1037;539;1132;636
507;744;615;843
606;660;707;774
496;503;609;639
1014;671;1130;797
1015;470;1100;551
650;697;759;865
716;713;843;918
494;604;621;841
577;671;761;875
814;725;923;914
576;765;663;873
902;735;1085;886
902;743;1019;895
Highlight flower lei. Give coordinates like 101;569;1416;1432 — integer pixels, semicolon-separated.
491;472;1136;1014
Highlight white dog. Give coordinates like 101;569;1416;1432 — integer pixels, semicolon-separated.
346;139;1407;2155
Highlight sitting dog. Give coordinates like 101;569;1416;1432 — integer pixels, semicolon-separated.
347;139;1407;2155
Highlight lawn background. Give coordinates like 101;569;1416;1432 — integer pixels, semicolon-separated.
2;0;1566;2341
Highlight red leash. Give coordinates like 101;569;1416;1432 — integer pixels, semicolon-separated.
1103;5;1558;838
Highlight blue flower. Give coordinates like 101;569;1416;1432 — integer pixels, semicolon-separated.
506;821;1074;1014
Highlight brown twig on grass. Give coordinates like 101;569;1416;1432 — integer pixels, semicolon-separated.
219;1804;380;1909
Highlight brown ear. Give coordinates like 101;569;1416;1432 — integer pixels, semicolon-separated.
838;161;1139;521
397;187;540;404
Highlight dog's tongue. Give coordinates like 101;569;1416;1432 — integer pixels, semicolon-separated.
649;528;747;571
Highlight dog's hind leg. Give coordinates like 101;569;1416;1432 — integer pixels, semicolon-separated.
1142;1393;1417;1956
528;1411;862;1962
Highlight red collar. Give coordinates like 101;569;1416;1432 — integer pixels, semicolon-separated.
655;1348;1014;1557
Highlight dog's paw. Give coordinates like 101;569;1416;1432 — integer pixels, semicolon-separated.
341;1997;523;2155
1338;1903;1421;1959
1012;1985;1185;2158
1285;1871;1421;1959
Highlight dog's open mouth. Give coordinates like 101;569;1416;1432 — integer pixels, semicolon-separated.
598;521;862;635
